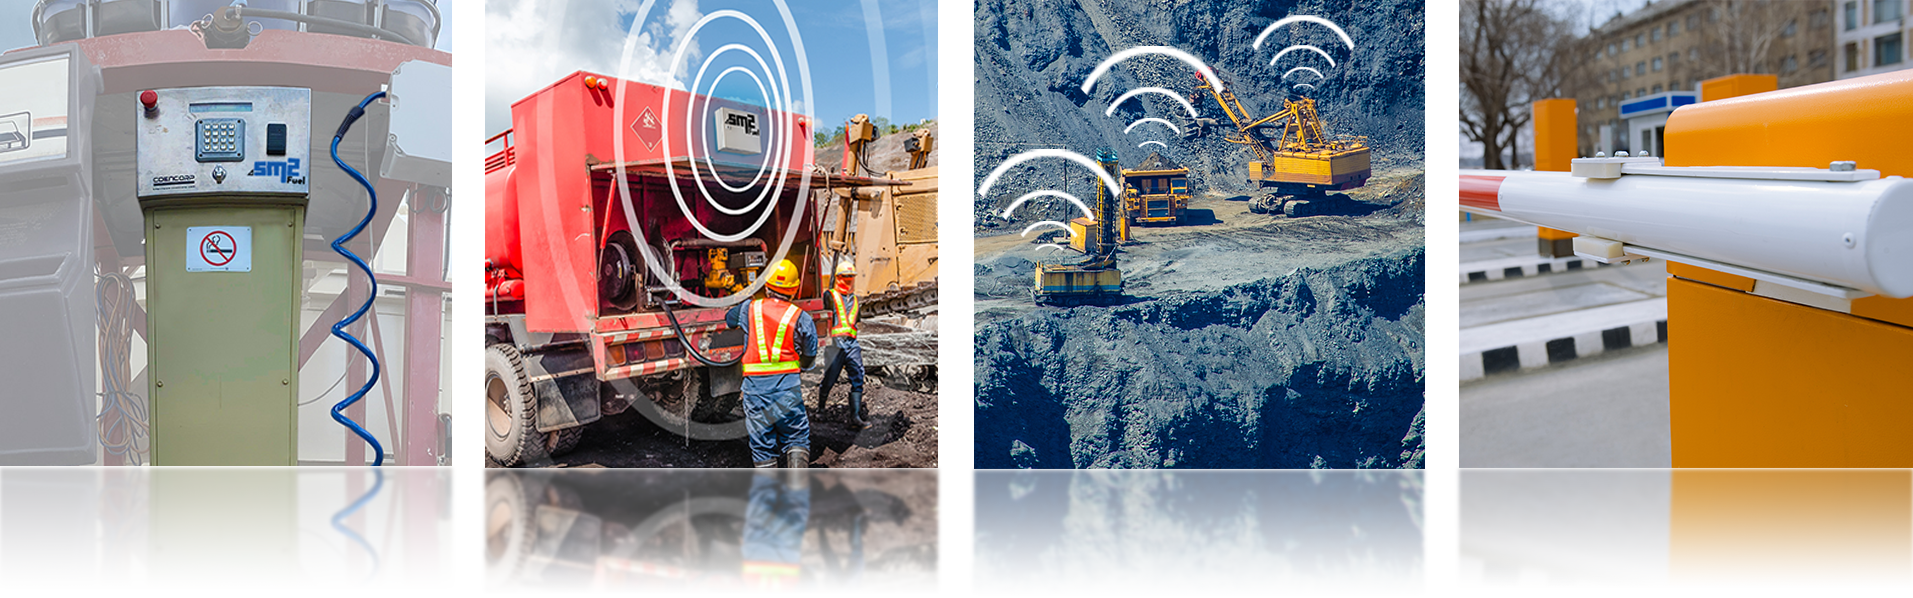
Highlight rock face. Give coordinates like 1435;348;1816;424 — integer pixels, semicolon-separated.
975;248;1426;469
974;0;1426;234
974;471;1425;588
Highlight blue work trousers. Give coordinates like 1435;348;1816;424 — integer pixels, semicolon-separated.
743;383;809;463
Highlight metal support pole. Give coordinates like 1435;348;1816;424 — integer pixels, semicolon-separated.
402;186;448;466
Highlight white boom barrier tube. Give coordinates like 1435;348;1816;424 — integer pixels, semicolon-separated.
1460;167;1913;298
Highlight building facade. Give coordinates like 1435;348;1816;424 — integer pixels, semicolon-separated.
1573;0;1835;157
1836;0;1912;79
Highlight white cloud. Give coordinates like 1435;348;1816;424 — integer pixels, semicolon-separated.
485;0;703;135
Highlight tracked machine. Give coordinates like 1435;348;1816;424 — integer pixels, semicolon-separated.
1033;148;1124;305
484;73;906;466
1192;75;1369;216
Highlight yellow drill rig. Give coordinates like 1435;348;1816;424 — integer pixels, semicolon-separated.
1191;75;1369;216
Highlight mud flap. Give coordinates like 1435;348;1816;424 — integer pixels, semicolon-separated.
525;350;601;433
530;505;602;576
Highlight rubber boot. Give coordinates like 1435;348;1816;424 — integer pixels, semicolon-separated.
849;388;868;428
784;447;807;489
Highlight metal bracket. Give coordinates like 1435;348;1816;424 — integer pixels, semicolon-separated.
1624;245;1871;300
1570;156;1882;182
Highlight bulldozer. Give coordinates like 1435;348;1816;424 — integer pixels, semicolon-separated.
1191;75;1369;216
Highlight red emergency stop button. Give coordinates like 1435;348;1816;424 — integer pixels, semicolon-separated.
140;90;158;113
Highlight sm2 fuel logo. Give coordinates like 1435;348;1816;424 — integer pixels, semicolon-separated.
248;158;306;184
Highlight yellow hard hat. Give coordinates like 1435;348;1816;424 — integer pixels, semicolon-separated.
766;259;801;294
834;261;857;277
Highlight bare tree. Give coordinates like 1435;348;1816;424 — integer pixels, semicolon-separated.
1693;0;1793;76
1461;0;1584;169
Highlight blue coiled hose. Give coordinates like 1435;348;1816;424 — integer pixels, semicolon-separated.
330;91;387;466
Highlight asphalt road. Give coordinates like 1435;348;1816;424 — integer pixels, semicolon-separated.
1453;341;1668;584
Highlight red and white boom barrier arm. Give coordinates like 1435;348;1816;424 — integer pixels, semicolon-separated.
1461;157;1913;299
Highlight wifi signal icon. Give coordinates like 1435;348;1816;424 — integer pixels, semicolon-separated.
1256;15;1353;94
980;148;1124;251
1082;46;1222;152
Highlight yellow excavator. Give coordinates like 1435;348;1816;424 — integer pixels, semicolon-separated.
1191;74;1369;216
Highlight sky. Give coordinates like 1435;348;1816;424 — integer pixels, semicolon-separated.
0;0;455;52
484;0;937;138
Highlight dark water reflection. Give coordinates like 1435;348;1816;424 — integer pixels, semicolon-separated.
485;469;937;591
975;470;1423;591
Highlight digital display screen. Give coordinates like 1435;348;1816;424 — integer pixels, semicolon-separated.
189;102;254;113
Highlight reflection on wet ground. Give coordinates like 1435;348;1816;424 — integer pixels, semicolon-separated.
975;470;1423;592
0;468;449;592
486;469;936;591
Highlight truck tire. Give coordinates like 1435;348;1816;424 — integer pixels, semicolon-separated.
485;473;537;583
547;426;584;457
486;344;547;467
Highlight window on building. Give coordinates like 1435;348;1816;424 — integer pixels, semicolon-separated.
1669;21;1680;37
1781;55;1799;74
1652;83;1663;93
1653;57;1663;71
1621;38;1630;52
1651;28;1661;43
1610;42;1619;55
1689;48;1699;61
1687;14;1699;30
1782;19;1797;38
1876;0;1903;23
1878;33;1904;66
1668;52;1679;66
1812;9;1829;28
1846;42;1861;71
1636;33;1644;47
1810;49;1829;68
1637;87;1647;97
1846;1;1860;30
1637;61;1646;76
1708;7;1718;22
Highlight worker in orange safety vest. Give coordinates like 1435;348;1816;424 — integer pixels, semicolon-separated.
727;259;819;468
820;260;868;427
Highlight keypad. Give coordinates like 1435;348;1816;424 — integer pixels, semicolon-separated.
194;119;245;162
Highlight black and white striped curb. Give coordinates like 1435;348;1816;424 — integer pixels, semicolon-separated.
1446;554;1614;588
1461;319;1668;381
1460;256;1620;284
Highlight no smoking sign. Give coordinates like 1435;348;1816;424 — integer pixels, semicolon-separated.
187;226;252;272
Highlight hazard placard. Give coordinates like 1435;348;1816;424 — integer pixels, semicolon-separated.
187;226;251;272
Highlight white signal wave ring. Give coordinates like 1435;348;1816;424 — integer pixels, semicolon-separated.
699;63;775;196
1081;46;1225;95
1270;44;1337;68
611;1;813;308
1138;140;1167;150
1253;16;1355;51
1125;117;1179;135
1020;220;1074;237
659;10;792;245
679;29;788;221
1284;66;1324;81
1001;190;1094;222
1104;87;1199;120
980;149;1121;213
693;43;780;198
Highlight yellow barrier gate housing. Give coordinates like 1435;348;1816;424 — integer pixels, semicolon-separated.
1663;71;1913;467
